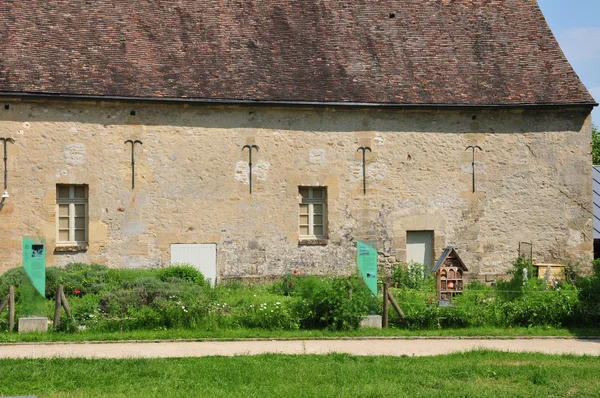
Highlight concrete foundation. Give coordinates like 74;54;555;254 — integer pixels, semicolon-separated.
18;317;49;333
360;315;382;329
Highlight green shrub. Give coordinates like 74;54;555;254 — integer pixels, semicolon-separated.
47;263;110;298
391;263;433;290
500;284;579;327
158;264;207;286
0;267;24;298
293;275;374;331
96;277;213;331
106;268;161;285
234;299;299;330
496;258;540;301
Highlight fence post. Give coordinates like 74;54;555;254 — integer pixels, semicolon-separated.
382;282;389;328
59;288;73;320
53;285;63;329
8;285;14;332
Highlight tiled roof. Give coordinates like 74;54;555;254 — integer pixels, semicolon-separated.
0;0;595;106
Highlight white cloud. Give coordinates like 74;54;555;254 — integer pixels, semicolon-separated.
556;28;600;62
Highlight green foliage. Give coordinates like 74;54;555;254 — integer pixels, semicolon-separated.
0;267;24;298
97;278;213;331
592;124;600;165
495;257;541;301
106;268;161;285
390;262;433;289
47;263;110;298
157;264;207;286
293;276;375;330
3;257;600;335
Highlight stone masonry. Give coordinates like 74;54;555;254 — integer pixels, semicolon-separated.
0;98;593;281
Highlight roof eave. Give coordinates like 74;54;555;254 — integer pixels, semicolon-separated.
0;92;597;110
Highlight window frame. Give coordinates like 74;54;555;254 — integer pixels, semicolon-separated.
298;187;327;240
56;185;89;246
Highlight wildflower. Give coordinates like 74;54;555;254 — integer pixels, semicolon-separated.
289;281;295;286
74;288;81;294
293;270;297;275
429;298;434;303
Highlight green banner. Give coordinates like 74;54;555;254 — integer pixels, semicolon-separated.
22;236;46;297
357;241;378;296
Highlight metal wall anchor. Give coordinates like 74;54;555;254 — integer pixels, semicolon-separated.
357;146;372;195
1;137;15;195
125;139;143;189
242;144;259;194
465;145;482;193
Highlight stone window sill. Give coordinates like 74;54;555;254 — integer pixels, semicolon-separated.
298;239;328;246
54;244;88;253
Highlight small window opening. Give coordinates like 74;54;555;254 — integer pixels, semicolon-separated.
130;111;136;116
4;105;9;110
389;13;396;18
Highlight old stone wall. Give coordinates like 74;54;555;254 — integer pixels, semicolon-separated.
0;99;593;280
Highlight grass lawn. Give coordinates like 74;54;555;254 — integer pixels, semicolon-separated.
1;326;599;343
0;351;599;397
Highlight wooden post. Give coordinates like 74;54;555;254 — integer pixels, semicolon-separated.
53;285;63;329
59;288;73;320
8;285;14;332
382;282;389;328
388;290;410;328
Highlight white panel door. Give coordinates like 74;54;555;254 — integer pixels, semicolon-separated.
170;244;217;287
406;231;434;268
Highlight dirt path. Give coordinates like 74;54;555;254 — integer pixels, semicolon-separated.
1;338;599;359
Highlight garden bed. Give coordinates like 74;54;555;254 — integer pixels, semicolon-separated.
1;258;599;338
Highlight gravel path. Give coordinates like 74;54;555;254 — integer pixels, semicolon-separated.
1;338;599;358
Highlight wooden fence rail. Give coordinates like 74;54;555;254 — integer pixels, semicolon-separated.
0;285;15;331
382;282;410;328
53;284;74;329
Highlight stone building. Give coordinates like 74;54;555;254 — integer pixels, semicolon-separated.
0;1;597;282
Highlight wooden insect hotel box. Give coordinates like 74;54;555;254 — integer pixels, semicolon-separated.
432;247;468;302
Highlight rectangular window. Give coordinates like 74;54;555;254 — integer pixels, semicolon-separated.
56;185;88;245
299;187;327;239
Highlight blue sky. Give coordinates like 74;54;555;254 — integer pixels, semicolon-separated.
538;0;600;123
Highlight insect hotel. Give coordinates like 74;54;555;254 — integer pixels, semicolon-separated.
432;247;469;302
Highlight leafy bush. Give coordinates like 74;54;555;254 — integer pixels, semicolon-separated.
0;267;24;298
158;264;207;286
106;268;161;285
573;259;600;325
97;277;213;331
234;299;299;330
293;276;375;330
500;285;578;327
48;263;110;298
391;263;433;290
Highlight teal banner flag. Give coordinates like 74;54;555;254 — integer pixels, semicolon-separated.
357;241;378;296
22;236;46;297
